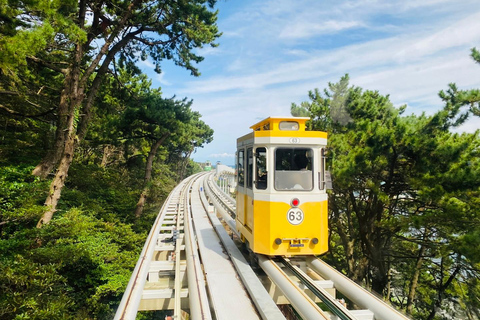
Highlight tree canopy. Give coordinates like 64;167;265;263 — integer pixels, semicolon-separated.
0;1;217;318
292;69;480;318
0;0;220;226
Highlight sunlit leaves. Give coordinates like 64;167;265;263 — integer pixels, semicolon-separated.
0;208;143;319
296;74;480;316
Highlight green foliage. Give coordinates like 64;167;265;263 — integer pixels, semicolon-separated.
0;66;213;318
472;47;480;64
0;0;85;71
0;208;143;319
0;254;74;320
0;0;218;318
0;166;48;232
60;164;139;222
185;159;205;177
295;74;480;317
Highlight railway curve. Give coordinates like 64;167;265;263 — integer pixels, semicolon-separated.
115;171;409;320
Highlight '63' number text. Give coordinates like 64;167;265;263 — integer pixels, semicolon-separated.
287;208;304;225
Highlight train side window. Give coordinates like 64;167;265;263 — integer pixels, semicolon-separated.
255;147;267;190
237;149;245;186
274;148;313;191
246;148;253;189
319;148;333;190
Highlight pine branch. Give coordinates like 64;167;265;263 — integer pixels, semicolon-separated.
26;56;68;74
0;103;56;119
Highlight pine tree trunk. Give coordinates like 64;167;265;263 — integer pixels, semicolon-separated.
406;231;428;314
37;99;78;227
134;133;170;218
31;72;75;178
331;195;368;283
179;149;193;181
370;248;388;295
134;189;148;218
385;264;392;301
32;2;131;178
36;40;84;227
34;0;147;225
427;259;461;320
406;247;425;314
101;145;111;167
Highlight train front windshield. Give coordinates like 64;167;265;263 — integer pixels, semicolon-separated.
274;148;313;191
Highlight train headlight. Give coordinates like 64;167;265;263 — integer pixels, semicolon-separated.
275;238;282;245
291;198;300;207
312;238;319;244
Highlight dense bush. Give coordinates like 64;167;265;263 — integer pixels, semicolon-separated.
0;208;145;319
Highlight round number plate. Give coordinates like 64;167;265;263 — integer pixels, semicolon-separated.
287;208;304;225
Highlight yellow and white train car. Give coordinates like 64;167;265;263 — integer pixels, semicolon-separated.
236;117;330;256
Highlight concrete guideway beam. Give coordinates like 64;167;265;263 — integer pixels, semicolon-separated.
190;178;261;320
200;175;286;320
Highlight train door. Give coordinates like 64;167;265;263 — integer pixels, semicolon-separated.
245;147;254;231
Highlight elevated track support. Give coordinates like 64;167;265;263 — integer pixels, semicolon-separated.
115;172;409;320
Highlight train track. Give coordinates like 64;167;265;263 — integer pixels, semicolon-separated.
114;173;202;319
115;172;409;320
114;173;282;319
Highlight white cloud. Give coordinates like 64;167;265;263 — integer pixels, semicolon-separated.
279;20;364;39
195;45;223;57
181;9;480;98
392;12;480;63
399;0;456;10
351;52;479;110
283;49;310;57
210;153;235;158
148;0;480;162
155;72;171;86
138;59;154;69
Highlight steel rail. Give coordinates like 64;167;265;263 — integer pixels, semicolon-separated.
210;171;235;204
114;180;189;320
209;173;236;210
306;257;410;320
257;255;330;320
206;174;236;217
184;175;212;320
173;189;185;318
280;257;357;320
203;174;239;237
190;177;260;319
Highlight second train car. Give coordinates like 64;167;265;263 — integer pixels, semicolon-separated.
236;117;330;256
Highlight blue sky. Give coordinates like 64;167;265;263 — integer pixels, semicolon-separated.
140;0;480;165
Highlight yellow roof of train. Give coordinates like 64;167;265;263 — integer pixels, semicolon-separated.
250;117;310;132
